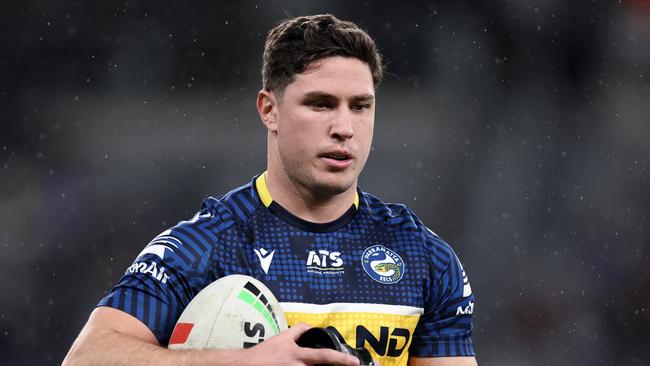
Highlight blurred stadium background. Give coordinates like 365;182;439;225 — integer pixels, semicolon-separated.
1;1;648;365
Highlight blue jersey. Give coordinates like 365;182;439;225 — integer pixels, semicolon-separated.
98;173;475;365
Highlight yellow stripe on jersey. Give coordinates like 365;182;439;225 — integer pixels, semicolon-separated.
281;303;422;366
255;171;360;210
255;171;273;208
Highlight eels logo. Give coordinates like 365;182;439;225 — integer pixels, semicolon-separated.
361;245;405;284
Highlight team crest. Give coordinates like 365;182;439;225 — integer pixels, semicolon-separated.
361;245;405;284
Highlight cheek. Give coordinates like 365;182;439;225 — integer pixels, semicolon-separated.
356;119;374;147
283;112;323;139
278;114;318;153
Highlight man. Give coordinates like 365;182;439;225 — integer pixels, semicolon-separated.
63;14;477;366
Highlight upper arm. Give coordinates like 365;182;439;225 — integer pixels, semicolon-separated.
97;216;218;344
80;307;159;345
63;307;160;364
409;232;475;358
409;356;478;366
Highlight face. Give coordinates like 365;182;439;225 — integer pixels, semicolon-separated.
260;56;375;198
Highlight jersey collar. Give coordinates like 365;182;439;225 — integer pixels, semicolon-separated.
254;171;359;233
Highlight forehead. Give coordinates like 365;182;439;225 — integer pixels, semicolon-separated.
285;56;375;98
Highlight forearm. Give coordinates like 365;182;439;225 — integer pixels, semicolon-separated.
62;329;239;366
409;356;478;366
64;308;359;366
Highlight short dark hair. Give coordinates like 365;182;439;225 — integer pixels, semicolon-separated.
262;14;383;94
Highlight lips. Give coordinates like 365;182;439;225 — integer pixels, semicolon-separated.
320;149;352;160
325;152;350;160
319;149;353;169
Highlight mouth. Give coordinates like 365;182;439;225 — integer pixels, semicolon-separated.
319;150;353;169
325;152;350;160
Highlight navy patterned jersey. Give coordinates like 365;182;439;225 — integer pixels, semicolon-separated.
98;172;475;365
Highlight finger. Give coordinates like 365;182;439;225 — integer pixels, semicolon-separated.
285;322;312;341
299;347;360;366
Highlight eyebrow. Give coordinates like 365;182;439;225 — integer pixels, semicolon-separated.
302;91;375;102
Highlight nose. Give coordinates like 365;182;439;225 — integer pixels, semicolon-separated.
330;109;354;140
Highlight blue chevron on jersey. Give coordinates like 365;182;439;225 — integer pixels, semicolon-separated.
97;172;475;365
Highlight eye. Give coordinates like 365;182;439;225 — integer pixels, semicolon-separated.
309;101;333;110
351;103;371;112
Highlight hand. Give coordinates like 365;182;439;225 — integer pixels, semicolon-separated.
240;323;360;366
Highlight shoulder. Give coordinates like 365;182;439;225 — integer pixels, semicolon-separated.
358;190;419;231
189;177;265;231
154;178;264;254
359;190;457;266
359;190;438;241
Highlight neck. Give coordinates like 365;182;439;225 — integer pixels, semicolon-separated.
263;170;357;223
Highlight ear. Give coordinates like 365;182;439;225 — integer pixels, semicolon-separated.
257;90;279;133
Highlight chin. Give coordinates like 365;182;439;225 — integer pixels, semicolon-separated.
310;173;356;197
312;183;349;196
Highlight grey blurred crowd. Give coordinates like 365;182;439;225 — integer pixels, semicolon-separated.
1;1;648;365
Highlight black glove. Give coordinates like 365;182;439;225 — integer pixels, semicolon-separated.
297;327;375;366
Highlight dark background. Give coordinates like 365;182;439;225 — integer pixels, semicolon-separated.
1;1;649;365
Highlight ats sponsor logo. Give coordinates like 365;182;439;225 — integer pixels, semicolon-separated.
126;261;170;284
306;250;344;275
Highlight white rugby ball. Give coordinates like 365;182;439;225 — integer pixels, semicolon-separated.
168;274;287;350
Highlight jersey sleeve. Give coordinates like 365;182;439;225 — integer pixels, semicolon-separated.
97;206;218;345
409;230;475;357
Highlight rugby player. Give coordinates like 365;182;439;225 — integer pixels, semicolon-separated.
63;14;477;366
